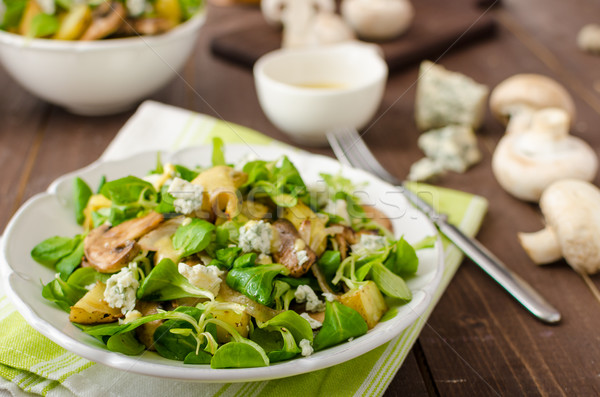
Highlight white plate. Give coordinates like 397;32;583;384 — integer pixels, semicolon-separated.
0;145;443;382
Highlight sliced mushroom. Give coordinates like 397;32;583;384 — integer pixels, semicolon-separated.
129;17;175;36
218;282;280;322
134;301;164;351
361;205;393;232
80;1;127;41
84;212;164;273
272;219;317;277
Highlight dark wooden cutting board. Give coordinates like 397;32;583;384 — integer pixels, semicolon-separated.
210;0;497;72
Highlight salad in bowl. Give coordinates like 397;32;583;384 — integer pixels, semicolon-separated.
0;0;202;39
21;140;436;371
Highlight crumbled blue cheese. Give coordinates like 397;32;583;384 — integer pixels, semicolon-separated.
408;157;444;182
295;285;326;312
351;234;388;256
323;199;351;225
167;177;205;215
178;263;224;296
35;0;55;15
257;253;273;265
104;264;139;315
238;220;273;254
299;339;314;357
300;312;323;329
322;292;337;302
408;125;481;181
296;249;309;267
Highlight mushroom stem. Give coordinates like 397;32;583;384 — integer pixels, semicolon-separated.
505;109;534;135
518;227;562;265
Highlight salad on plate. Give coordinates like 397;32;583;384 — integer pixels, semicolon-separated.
30;140;434;369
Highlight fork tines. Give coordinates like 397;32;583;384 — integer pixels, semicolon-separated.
326;128;402;186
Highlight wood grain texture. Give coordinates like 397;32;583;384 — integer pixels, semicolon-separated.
1;1;600;396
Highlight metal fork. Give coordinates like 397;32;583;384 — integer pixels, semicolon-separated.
327;127;561;324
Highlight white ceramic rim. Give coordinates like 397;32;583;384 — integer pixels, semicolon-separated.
0;145;443;382
0;11;206;52
253;42;388;97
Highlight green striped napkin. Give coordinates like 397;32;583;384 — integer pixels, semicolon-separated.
0;101;488;397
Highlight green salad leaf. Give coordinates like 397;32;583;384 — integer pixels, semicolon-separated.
313;301;367;351
154;306;207;361
226;263;290;306
100;176;156;205
371;263;412;301
211;341;269;369
55;238;85;280
41;268;107;313
384;237;419;276
258;310;313;343
73;177;92;225
242;156;308;208
211;137;226;166
174;165;199;182
1;0;27;30
172;218;215;257
31;235;81;268
137;259;215;301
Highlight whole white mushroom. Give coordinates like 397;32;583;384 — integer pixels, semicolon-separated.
341;0;414;41
489;74;576;135
261;0;354;48
518;179;600;275
491;108;598;202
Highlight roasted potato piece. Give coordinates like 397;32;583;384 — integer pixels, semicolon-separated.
155;0;182;24
54;4;92;40
82;194;112;231
239;200;271;221
207;304;251;343
18;0;43;36
340;281;387;329
69;282;123;324
192;166;248;220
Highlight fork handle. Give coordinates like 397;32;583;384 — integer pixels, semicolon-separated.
436;221;561;323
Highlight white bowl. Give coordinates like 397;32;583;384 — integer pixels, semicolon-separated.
0;13;205;116
253;42;388;146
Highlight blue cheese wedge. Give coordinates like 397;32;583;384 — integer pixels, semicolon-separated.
415;61;489;131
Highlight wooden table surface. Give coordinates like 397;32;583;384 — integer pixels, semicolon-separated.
2;1;600;395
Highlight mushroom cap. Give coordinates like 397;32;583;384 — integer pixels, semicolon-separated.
489;74;576;126
84;211;164;273
491;108;598;201
261;0;335;26
539;179;600;274
341;0;415;41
